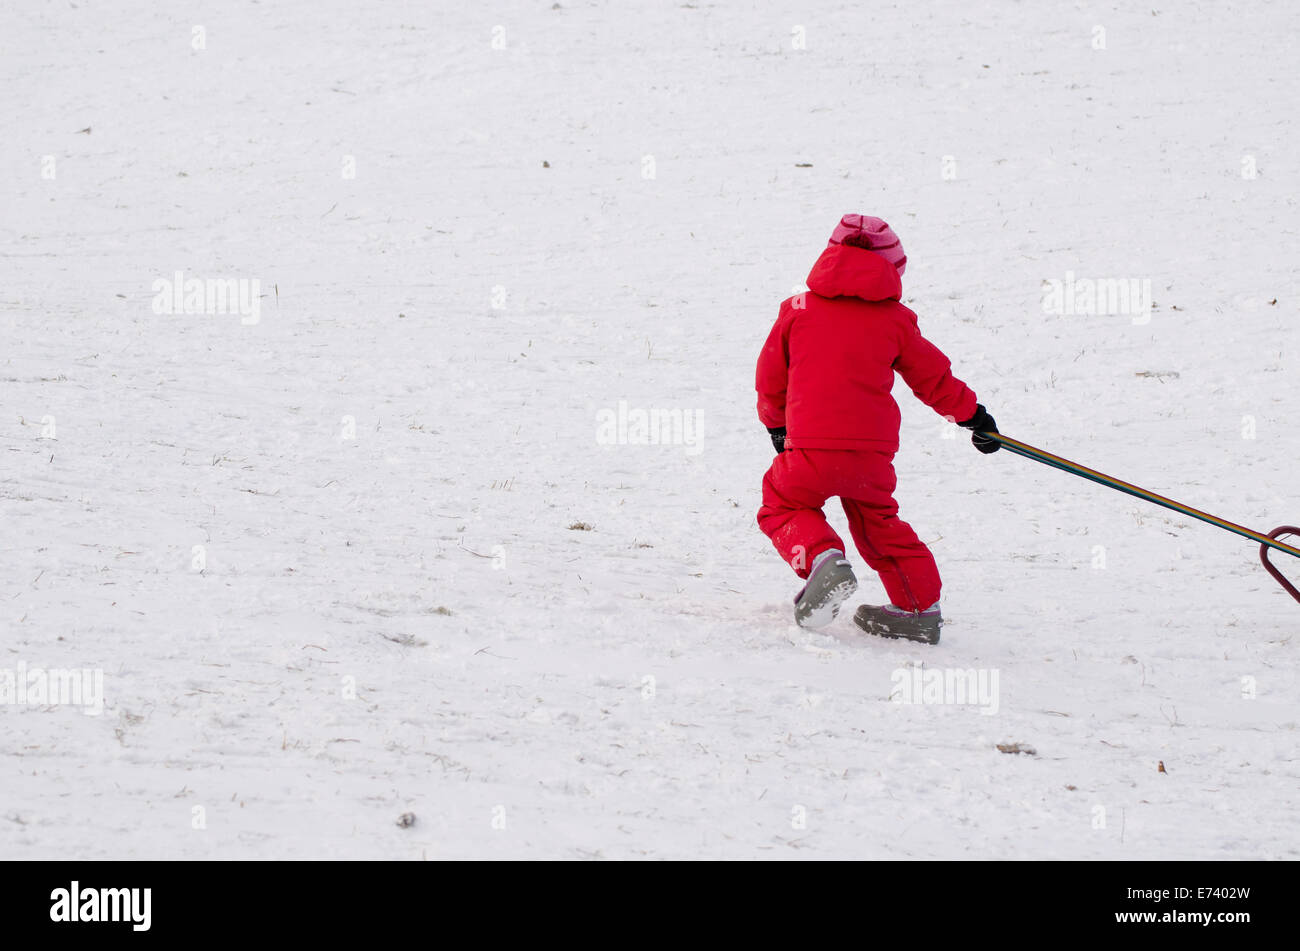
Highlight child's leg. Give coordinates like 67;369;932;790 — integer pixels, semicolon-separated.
842;501;941;611
839;454;942;612
757;450;845;579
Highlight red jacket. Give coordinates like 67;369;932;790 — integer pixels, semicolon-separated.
756;244;977;452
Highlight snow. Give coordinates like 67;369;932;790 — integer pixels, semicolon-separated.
2;0;1298;859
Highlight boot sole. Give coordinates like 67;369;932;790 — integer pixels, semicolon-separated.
795;577;858;629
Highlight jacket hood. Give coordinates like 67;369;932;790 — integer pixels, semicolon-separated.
805;244;902;302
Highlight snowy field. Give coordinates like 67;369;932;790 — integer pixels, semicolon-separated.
3;1;1298;859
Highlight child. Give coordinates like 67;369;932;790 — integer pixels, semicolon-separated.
755;214;1000;644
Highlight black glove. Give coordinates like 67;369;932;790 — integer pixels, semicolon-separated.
767;426;788;454
958;404;1001;454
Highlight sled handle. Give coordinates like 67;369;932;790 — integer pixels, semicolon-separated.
984;432;1300;560
1260;526;1300;604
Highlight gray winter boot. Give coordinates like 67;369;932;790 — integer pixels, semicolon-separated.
853;602;943;645
793;550;858;628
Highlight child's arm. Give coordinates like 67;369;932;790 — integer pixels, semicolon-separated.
893;318;979;425
755;309;792;430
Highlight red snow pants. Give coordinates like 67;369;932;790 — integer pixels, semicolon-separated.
758;448;941;612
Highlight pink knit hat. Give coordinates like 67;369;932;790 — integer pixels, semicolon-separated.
828;214;907;274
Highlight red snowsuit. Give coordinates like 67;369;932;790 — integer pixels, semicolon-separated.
756;243;978;611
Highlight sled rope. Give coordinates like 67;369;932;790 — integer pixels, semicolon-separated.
983;432;1300;561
